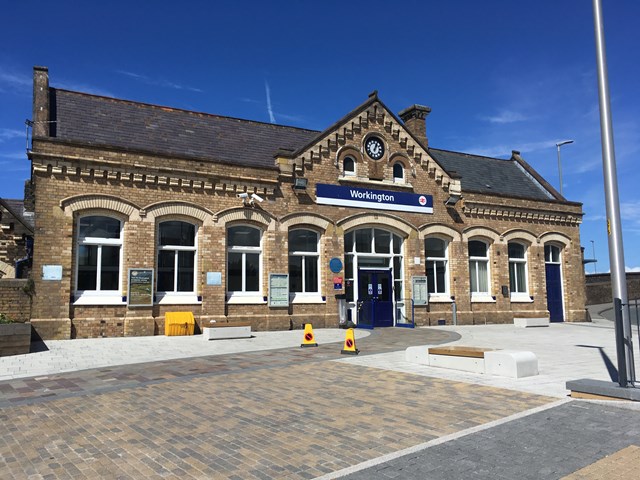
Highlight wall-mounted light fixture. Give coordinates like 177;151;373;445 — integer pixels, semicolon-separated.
293;177;308;190
444;194;461;206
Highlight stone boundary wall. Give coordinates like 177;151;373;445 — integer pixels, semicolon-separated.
0;279;31;322
585;272;640;305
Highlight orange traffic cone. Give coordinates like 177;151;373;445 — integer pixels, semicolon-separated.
341;328;359;355
300;323;318;347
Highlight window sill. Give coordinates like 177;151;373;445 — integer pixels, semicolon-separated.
74;295;126;306
226;295;266;305
427;295;452;303
291;294;325;304
510;295;533;303
471;295;496;303
156;294;201;305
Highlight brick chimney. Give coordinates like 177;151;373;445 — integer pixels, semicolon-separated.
32;66;50;137
399;104;431;146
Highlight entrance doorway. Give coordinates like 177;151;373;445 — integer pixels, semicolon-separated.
357;269;393;328
545;244;564;322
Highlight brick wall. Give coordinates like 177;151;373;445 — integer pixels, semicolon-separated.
585;273;640;305
0;279;32;322
27;101;587;338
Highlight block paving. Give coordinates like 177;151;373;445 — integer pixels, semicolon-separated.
0;329;553;479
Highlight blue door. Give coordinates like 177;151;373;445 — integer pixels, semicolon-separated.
357;269;393;328
545;263;564;322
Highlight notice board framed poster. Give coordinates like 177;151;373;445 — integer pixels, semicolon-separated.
127;268;154;307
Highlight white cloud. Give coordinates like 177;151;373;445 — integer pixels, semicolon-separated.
0;150;26;159
264;80;276;124
117;70;203;93
0;68;31;94
56;81;115;98
0;128;23;142
481;110;529;124
627;266;640;272
464;139;559;158
620;201;640;226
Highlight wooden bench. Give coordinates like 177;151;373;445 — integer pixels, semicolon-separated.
427;346;493;373
203;322;252;340
405;345;539;378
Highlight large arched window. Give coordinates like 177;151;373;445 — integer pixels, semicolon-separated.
75;215;123;304
227;225;262;299
468;240;490;297
157;221;197;302
289;229;320;299
425;237;449;296
508;242;529;299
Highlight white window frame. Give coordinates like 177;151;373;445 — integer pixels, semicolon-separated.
508;242;530;302
425;237;450;301
289;228;322;303
469;239;493;301
74;214;124;305
343;155;356;176
156;221;199;305
393;163;405;184
227;225;264;304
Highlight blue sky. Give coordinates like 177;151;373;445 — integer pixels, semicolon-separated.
1;1;639;272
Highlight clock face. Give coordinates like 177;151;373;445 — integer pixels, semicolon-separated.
365;137;385;160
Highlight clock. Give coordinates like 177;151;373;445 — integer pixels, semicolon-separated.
365;137;385;160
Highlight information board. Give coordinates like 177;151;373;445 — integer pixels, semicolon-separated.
127;268;154;307
412;276;429;305
269;273;289;307
42;265;63;281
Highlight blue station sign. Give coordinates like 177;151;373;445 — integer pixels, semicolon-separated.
316;184;433;214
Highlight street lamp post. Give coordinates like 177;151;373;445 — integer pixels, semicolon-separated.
556;140;574;196
591;240;597;273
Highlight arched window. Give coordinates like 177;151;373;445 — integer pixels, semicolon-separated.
425;237;449;296
75;215;123;304
227;225;262;297
343;156;356;176
508;242;528;298
393;163;404;183
468;240;490;297
289;229;320;298
344;228;403;302
157;221;197;299
545;244;561;263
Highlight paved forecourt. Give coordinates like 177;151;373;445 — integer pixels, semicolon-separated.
0;327;555;480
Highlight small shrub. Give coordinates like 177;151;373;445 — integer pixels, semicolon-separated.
0;313;13;324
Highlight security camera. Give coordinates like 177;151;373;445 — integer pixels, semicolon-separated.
237;193;249;198
250;193;264;203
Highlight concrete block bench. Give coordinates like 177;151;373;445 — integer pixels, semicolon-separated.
484;350;538;378
513;317;549;328
405;345;538;378
203;322;252;340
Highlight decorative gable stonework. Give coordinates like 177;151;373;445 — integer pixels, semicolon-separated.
27;67;586;339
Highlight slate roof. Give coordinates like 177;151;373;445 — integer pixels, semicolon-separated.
48;88;558;202
428;148;555;201
0;199;34;232
50;89;319;170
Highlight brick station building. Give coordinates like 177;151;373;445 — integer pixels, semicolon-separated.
27;66;586;339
